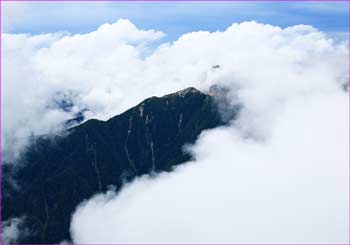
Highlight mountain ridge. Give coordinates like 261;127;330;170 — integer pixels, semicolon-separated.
2;87;238;244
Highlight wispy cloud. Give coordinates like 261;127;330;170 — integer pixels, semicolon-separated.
289;2;349;14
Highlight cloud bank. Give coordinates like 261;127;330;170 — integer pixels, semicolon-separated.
3;20;349;243
3;19;165;162
3;20;347;162
71;91;349;244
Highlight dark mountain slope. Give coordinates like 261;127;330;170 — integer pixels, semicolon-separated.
2;87;237;244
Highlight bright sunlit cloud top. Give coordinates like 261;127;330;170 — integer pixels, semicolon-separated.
1;1;349;42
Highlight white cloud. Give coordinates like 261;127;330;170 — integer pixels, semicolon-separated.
2;20;349;243
2;217;28;244
70;91;349;244
2;19;164;162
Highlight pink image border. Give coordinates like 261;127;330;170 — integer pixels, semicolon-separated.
0;0;348;244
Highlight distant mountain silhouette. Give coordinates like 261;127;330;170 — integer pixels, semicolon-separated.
2;87;238;244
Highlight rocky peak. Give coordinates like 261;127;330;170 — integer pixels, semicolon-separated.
162;87;203;99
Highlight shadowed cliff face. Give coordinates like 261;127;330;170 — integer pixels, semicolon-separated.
2;87;237;244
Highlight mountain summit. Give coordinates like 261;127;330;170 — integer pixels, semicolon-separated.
2;87;238;243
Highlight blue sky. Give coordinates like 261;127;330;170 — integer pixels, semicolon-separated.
2;1;349;41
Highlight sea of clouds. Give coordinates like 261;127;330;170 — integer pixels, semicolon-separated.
2;20;349;243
